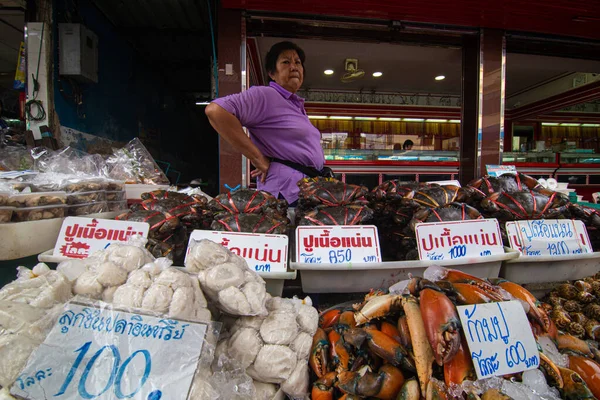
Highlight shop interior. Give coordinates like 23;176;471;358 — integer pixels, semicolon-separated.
0;2;24;120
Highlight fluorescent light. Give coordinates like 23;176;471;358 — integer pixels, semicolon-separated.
324;69;334;75
355;117;377;121
372;72;383;77
448;119;461;123
329;116;353;120
560;123;581;127
581;123;600;127
435;75;445;81
195;101;210;105
426;119;448;123
403;118;425;122
541;122;559;126
378;117;401;121
308;115;328;119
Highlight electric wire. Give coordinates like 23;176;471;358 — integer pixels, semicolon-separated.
26;22;47;121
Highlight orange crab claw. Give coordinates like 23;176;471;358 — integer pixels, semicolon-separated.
312;371;337;400
451;282;505;305
329;329;351;373
444;336;475;387
558;334;593;358
354;294;403;325
420;288;461;366
336;310;357;331
433;268;497;293
343;328;416;373
539;352;564;389
497;280;551;332
381;321;402;344
558;365;596;400
337;364;404;400
320;308;343;329
310;328;330;378
568;354;600;399
397;315;413;350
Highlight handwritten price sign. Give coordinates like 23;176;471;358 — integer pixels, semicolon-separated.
506;219;592;257
186;230;288;274
11;303;207;400
415;219;504;261
458;301;539;379
295;225;381;265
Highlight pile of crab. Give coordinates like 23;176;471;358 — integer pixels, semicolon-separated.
295;177;374;227
207;189;289;234
116;190;213;263
309;266;600;400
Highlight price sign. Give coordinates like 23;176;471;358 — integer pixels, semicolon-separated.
186;230;288;273
486;165;517;177
458;301;539;379
295;225;381;264
506;219;592;257
11;303;207;400
54;218;149;259
415;219;504;261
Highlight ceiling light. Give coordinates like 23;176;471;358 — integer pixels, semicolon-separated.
426;119;448;123
541;122;559;126
581;123;600;127
560;123;581;127
372;72;383;77
448;119;461;123
403;118;425;122
378;117;401;121
308;115;328;119
324;69;334;75
435;75;445;81
195;101;210;105
329;116;353;120
355;117;377;121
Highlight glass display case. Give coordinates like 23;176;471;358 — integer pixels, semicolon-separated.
324;149;459;162
502;152;557;163
560;152;600;164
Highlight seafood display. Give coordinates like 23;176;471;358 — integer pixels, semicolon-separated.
309;266;600;400
211;212;289;234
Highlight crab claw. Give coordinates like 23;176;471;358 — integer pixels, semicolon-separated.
426;378;449;400
497;280;551;332
312;371;337;400
557;334;593;358
539;352;564;389
558;365;596;400
403;295;434;395
450;282;505;304
354;294;403;325
420;288;461;366
336;310;357;332
329;329;351;373
380;320;402;344
319;308;343;329
309;328;330;378
343;327;415;372
425;267;497;293
397;377;420;400
567;354;600;399
444;336;475;387
337;364;404;400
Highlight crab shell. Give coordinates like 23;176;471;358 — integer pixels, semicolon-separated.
419;288;461;366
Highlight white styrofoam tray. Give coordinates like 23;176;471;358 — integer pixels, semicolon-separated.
500;251;600;284
0;211;122;261
290;247;519;293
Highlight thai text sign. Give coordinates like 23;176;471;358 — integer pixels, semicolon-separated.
486;165;517;177
53;217;149;259
415;219;504;261
506;219;592;257
295;225;381;265
458;301;539;379
186;230;288;273
11;303;207;400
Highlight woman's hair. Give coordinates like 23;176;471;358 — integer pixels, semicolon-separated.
265;41;306;82
403;140;414;150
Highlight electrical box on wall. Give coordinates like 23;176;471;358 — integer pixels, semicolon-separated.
59;23;98;83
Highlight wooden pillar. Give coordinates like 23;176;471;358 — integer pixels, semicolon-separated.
478;29;506;176
459;34;479;184
217;8;245;193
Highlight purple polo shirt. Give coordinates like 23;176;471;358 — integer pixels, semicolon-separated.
212;82;324;203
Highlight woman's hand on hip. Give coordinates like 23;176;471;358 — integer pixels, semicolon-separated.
250;154;270;183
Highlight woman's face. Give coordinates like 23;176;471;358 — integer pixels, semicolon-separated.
269;50;303;93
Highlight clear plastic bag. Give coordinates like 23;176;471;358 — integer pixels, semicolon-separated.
106;138;169;184
186;239;269;317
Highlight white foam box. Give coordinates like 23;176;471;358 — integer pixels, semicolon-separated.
1;211;122;261
500;251;600;284
290;247;519;293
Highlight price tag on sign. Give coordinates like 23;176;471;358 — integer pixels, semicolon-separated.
11;302;207;400
295;225;381;265
53;217;149;259
506;219;592;257
458;301;540;379
415;219;504;261
486;165;517;177
186;230;288;274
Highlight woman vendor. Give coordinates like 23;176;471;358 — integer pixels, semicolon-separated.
205;41;325;206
